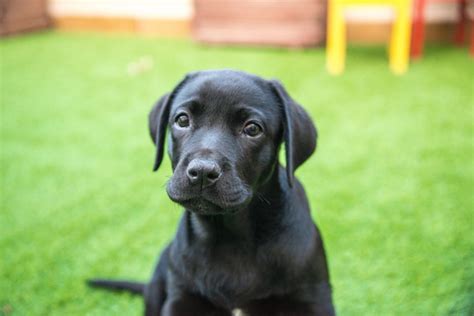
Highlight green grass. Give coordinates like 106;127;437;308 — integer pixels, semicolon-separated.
1;31;473;315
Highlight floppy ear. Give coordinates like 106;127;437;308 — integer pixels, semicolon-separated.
269;80;317;187
148;75;191;172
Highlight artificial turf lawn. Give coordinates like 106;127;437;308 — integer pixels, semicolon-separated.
1;31;473;315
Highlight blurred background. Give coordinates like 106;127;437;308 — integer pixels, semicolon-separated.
1;0;473;315
1;0;473;47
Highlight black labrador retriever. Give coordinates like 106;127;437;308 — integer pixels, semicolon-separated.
89;70;335;316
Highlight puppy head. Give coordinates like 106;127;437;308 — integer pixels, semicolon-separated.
149;70;316;215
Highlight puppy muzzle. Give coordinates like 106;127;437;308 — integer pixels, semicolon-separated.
166;158;252;214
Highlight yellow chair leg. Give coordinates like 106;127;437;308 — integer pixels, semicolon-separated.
327;0;346;75
389;0;411;74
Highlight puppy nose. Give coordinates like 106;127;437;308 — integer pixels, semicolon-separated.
186;159;222;188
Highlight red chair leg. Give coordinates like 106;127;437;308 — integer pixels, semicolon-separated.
470;20;474;56
454;0;466;45
411;0;426;58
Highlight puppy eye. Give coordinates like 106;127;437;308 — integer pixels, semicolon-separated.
175;113;190;128
243;122;262;137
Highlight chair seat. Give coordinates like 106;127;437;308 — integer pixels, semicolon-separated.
326;0;413;74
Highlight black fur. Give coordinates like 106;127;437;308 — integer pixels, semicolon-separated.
89;70;335;316
88;279;145;294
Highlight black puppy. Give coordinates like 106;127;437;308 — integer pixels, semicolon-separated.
89;70;335;316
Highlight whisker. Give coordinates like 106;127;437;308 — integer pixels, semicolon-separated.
256;192;271;205
160;175;173;189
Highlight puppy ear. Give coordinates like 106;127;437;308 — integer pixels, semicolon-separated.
148;93;170;145
148;75;191;172
269;80;317;187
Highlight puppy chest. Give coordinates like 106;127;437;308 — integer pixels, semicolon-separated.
177;252;295;308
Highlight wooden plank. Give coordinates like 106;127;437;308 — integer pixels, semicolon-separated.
0;0;49;36
195;4;326;20
52;16;136;33
193;0;326;47
0;16;49;36
52;17;191;38
135;19;191;37
194;1;325;21
2;0;47;21
346;21;463;43
194;20;325;47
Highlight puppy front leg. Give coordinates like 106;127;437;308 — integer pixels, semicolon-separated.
144;279;166;316
144;245;171;316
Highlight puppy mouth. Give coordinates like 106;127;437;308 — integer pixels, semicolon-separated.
166;183;252;215
173;198;229;215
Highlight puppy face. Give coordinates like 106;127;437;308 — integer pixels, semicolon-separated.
149;70;317;215
167;71;282;214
